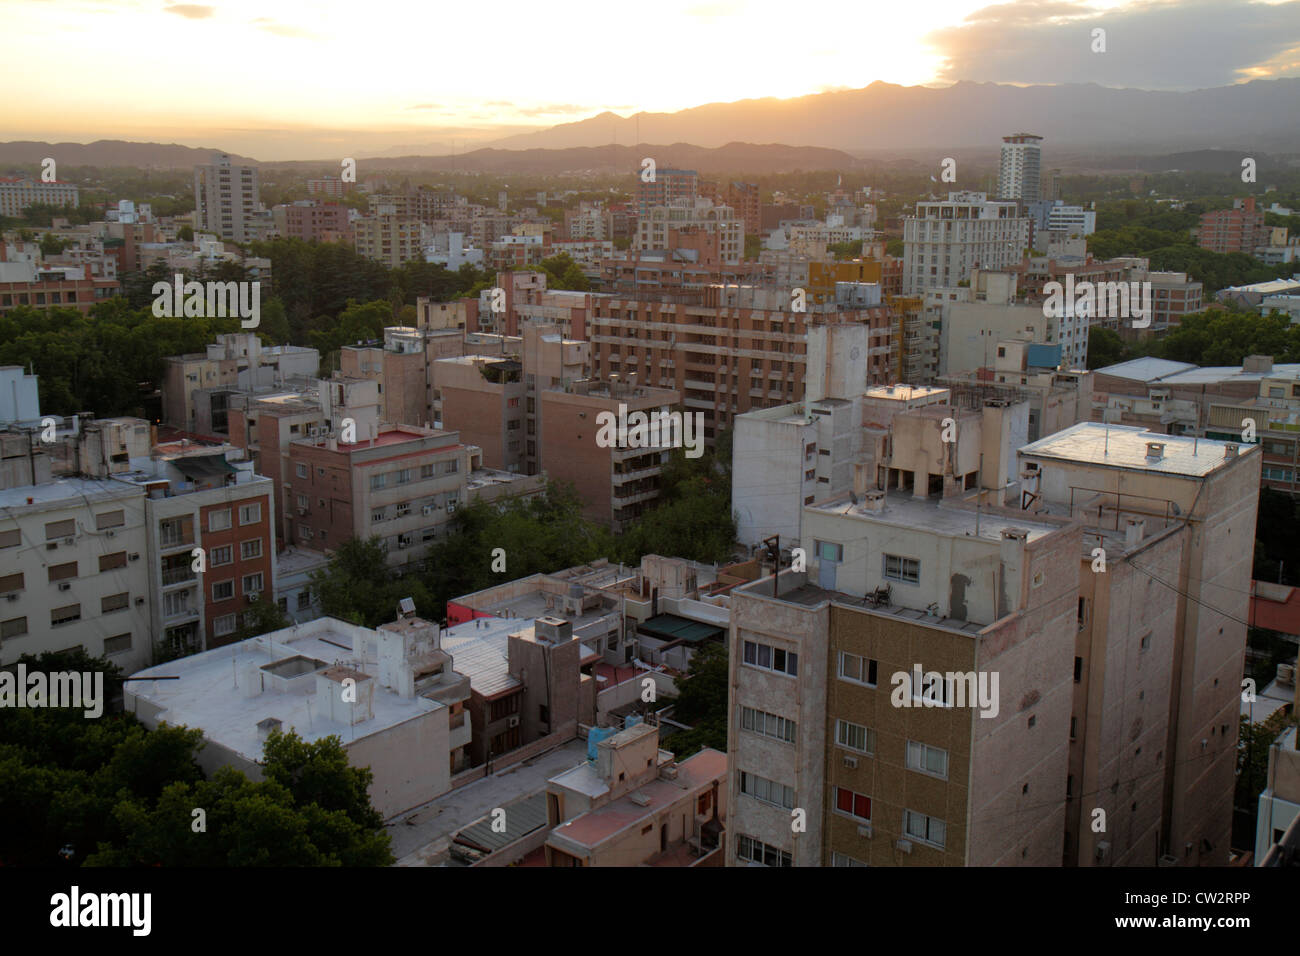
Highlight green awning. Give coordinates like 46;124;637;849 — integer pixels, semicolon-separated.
638;613;724;644
172;455;237;480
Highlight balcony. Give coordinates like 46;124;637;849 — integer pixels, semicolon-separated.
161;565;197;587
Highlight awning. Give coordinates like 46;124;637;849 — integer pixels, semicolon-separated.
637;613;724;644
171;455;237;480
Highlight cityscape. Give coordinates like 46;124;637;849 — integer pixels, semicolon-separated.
1;0;1299;920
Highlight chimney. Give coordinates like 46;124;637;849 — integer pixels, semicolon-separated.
863;489;886;513
1224;442;1239;459
1124;517;1145;549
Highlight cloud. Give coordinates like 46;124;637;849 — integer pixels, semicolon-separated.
164;3;213;18
925;0;1300;89
406;103;442;111
513;103;588;116
251;17;319;39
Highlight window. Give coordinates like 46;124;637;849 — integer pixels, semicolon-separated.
242;573;264;594
834;787;871;823
396;502;410;517
95;510;125;530
209;545;233;567
158;516;192;548
741;638;798;676
832;852;868;867
0;528;20;549
906;740;949;778
903;809;947;848
99;552;127;572
212;580;234;602
296;463;308;478
740;771;795;809
420;464;435;479
213;614;236;637
238;503;261;525
45;518;76;540
240;539;262;560
372;474;387;492
0;572;24;593
740;706;796;743
883;553;920;583
1074;656;1083;682
208;509;231;532
836;719;875;754
103;633;131;655
297;591;312;610
397;469;411;484
101;592;130;614
48;561;78;583
371;508;385;523
1;617;27;640
51;604;81;627
838;652;878;686
736;834;791;868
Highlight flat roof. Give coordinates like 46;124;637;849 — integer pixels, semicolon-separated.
126;623;441;762
1020;422;1256;477
1093;357;1196;382
439;617;530;698
864;384;948;401
548;748;726;850
1159;364;1300;386
0;476;143;510
742;579;986;635
807;490;1062;545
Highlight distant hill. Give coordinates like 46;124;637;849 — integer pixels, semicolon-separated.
486;79;1300;154
0;140;257;170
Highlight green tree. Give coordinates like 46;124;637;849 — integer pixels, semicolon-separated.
660;643;729;758
1086;327;1125;370
312;535;436;626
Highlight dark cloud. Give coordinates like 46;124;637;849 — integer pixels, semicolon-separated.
926;0;1300;89
164;3;214;18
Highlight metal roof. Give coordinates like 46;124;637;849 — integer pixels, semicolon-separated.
453;792;547;854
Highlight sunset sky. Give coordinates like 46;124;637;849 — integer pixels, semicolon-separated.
4;0;1298;159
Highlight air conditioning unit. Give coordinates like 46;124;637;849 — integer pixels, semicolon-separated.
1095;841;1110;861
857;823;873;838
246;592;260;604
894;840;912;854
4;593;16;602
46;542;57;551
129;553;140;561
421;505;434;515
58;582;71;591
507;715;520;728
106;530;114;538
297;508;308;516
64;537;74;545
843;755;858;769
397;540;407;549
446;502;457;514
1278;663;1296;687
135;597;145;605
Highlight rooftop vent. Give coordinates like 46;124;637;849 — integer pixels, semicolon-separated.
1145;442;1165;460
1224;443;1239;459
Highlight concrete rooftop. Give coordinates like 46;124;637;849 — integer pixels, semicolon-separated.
1020;422;1257;478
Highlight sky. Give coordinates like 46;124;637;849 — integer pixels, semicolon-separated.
3;0;1298;159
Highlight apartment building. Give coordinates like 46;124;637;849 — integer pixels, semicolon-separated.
0;259;119;318
114;441;276;654
162;333;320;433
0;177;79;217
0;477;153;673
636;199;743;266
728;481;1080;866
539;376;683;530
599;249;773;298
1019;423;1261;865
306;178;350;197
271;200;352;243
998;134;1044;203
125;612;473;818
546;721;727;866
941;341;1092;442
1256;724;1300;864
700;180;760;236
226;378;381;543
588;284;896;444
637;168;698;218
353;213;426;266
438;322;590;476
193;153;261;243
903;192;1030;295
1198;197;1266;255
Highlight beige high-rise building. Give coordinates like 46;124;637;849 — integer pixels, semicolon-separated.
193;153;261;243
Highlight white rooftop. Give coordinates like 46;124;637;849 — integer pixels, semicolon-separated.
1020;422;1257;477
126;619;441;762
808;490;1062;545
0;476;143;510
1095;357;1197;382
438;616;530;698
